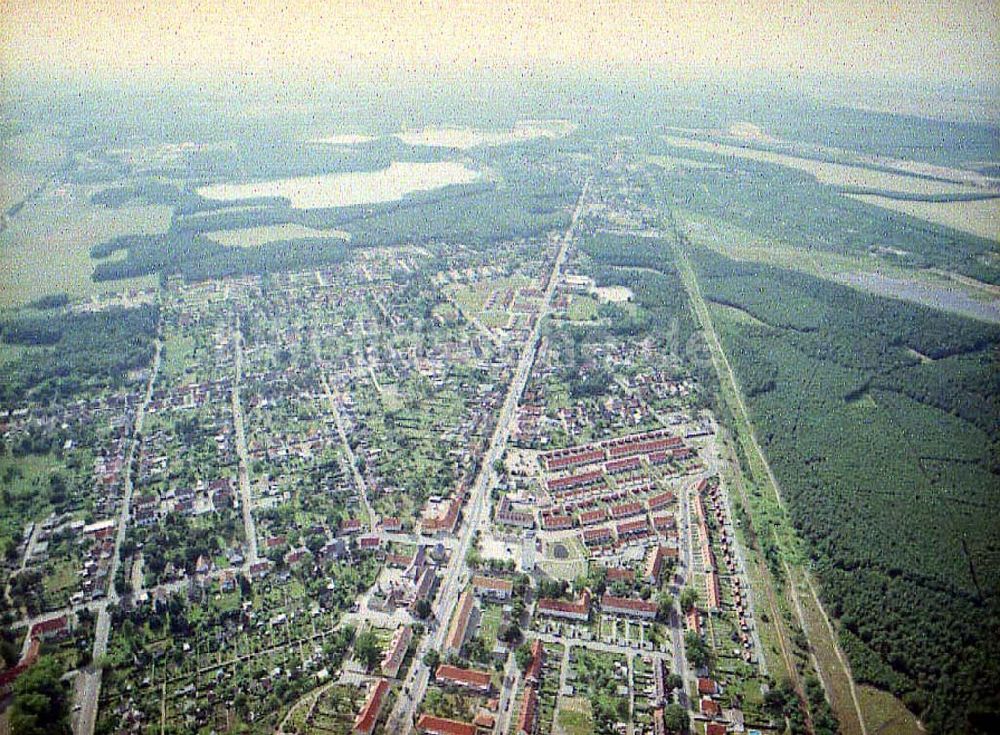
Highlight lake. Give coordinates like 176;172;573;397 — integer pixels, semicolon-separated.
197;161;480;209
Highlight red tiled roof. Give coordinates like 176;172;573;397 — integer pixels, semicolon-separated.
30;616;68;637
706;570;722;610
353;678;389;734
652;514;676;531
517;684;538;735
605;456;642;474
445;590;474;653
416;714;477;735
601;594;658;615
543;448;605;471
604;567;635;582
617;517;648;533
435;664;491;690
579;508;607;525
547;469;603;493
582;526;612;544
542;514;574;530
647;491;675;510
609;501;643;518
472;575;513;593
698;677;718;695
473;711;495;728
537;589;591;619
525;639;544;683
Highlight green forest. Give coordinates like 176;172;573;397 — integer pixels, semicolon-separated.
0;304;159;405
684;244;1000;733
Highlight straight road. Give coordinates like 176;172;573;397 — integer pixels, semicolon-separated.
387;179;590;734
668;226;869;733
74;337;162;735
231;314;259;565
493;652;520;735
320;373;376;532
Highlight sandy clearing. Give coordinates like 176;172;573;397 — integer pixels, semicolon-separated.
593;285;633;303
307;134;375;145
680;122;1000;189
397;119;575;149
204;223;350;247
664;135;984;197
846;193;999;241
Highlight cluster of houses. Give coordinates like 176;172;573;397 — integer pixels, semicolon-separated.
525;429;702;564
696;479;755;662
512;327;699;448
132;475;238;529
330;330;511;533
19;513;121;606
695;677;747;735
516;639;546;735
382;575;518;735
1;395;136;607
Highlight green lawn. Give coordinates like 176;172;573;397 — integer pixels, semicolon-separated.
478;604;504;651
566;295;599;321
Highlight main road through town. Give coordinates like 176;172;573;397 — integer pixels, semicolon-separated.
73;338;161;735
386;178;590;734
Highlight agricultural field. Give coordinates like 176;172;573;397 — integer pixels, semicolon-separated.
0;184;169;307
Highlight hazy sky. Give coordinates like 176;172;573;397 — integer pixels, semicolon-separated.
1;0;997;89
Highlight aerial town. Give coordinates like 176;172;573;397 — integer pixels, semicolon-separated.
0;145;781;735
4;21;997;733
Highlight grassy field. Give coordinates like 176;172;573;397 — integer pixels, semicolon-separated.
477;604;504;652
644;153;721;172
565;294;599;321
678;209;896;283
0;184;169;307
0;167;45;213
448;274;532;328
0;452;60;538
539;536;589;582
858;685;924;735
160;332;197;382
553;696;594;735
793;571;865;735
707;301;769;328
678;208;998;324
0;129;65;212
